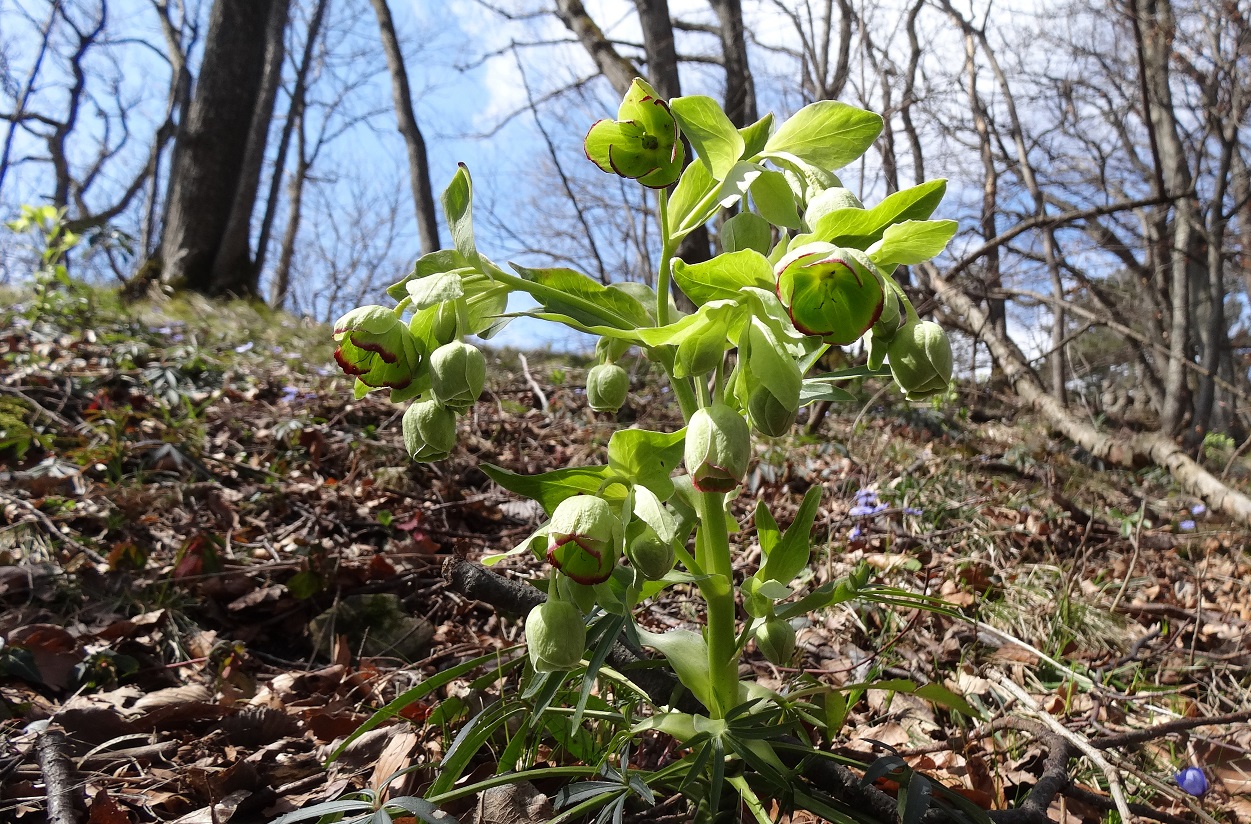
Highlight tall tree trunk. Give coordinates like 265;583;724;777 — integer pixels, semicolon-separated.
708;0;755;128
367;0;441;255
257;0;329;284
210;0;292;296
157;0;276;295
270;107;309;309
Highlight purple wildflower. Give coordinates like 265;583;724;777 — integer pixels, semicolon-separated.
1180;520;1196;532
1191;503;1206;516
281;386;299;402
854;488;878;504
849;505;876;517
235;341;254;354
848;525;862;541
1174;767;1207;797
904;507;923;516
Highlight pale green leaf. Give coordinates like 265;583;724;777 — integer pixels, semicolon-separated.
763;102;883;171
671;95;745;180
867;220;958;267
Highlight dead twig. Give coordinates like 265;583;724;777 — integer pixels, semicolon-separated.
36;726;81;824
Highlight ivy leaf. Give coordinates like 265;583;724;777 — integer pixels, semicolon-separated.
481;464;627;515
672;250;774;305
671;95;745;180
607;428;685;500
867;220;958;267
762;101;883;171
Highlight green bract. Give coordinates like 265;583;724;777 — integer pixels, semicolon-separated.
747;385;798;437
586;363;629;411
866;288;904;370
525;600;586;672
546;495;622;585
332;305;424;395
756;618;797;665
429;341;486;410
625;524;676;580
685;403;751;493
775;243;884;345
402;399;457;462
887;316;953;400
584;78;684;188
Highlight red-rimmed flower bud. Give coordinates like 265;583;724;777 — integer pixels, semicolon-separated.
332;306;423;392
402;399;457;462
546;496;621;585
584;78;684;188
429;341;486;410
525;600;586;672
756;618;796;665
587;363;629;412
887;317;952;401
775;243;884;345
684;402;751;493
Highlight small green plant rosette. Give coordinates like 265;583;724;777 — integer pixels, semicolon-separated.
756;617;797;665
402;399;458;462
775;243;885;345
428;340;486;410
333;305;424;393
684;402;751;493
624;523;676;580
546;495;622;585
524;600;586;672
586;363;630;412
887;315;953;400
747;385;798;437
584;78;684;188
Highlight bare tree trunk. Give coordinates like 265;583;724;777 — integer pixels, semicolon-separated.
157;0;278;295
553;0;638;96
367;0;441;255
708;0;756;127
256;0;329;283
210;0;291;296
270;107;308;309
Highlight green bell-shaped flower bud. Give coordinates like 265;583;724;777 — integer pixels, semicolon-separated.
756;617;797;665
887;316;953;401
865;289;903;371
625;524;675;580
402;399;458;462
747;385;798;437
546;496;622;585
525;600;586;672
776;244;885;345
584;78;684;188
429;341;486;410
333;305;424;393
685;402;751;493
587;363;629;412
803;186;864;229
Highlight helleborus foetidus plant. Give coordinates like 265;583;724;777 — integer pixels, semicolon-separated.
329;82;969;824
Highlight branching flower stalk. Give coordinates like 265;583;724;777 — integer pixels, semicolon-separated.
331;76;963;822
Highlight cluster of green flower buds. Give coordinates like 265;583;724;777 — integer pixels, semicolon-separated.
685;402;751;493
524;599;586;672
396;339;488;462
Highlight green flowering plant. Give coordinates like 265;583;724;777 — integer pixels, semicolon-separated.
328;82;969;824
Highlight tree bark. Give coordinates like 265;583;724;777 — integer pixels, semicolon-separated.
270;105;309;309
157;0;277;296
209;0;292;296
553;0;638;97
367;0;441;256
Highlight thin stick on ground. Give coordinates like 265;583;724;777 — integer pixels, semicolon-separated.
36;726;81;824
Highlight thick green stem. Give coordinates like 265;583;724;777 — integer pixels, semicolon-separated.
696;488;739;719
657;189;674;328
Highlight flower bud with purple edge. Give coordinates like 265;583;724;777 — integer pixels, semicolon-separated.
428;341;486;410
1174;767;1207;797
685;402;751;493
587;363;630;412
402;399;457;462
525;600;586;672
546;496;622;585
756;617;797;665
333;305;423;392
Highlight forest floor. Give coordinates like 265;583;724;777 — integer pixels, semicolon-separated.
0;289;1248;824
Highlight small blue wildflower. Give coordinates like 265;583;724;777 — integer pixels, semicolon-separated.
1191;503;1206;516
849;505;876;517
871;503;888;514
848;525;862;541
1180;520;1196;532
156;325;174;335
904;507;923;516
1174;767;1207;797
234;341;254;354
281;386;299;402
171;333;184;342
854;488;878;504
